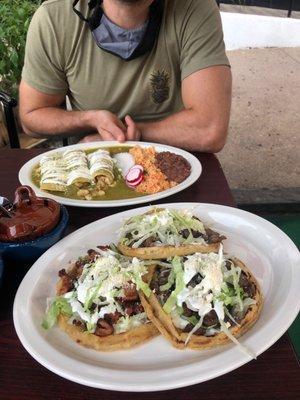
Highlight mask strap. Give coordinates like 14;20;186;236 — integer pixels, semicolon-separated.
126;0;165;61
72;0;99;23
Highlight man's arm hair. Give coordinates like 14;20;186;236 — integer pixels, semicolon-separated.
19;80;94;138
19;80;126;141
138;65;232;152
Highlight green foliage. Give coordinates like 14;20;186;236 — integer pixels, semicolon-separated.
0;0;42;96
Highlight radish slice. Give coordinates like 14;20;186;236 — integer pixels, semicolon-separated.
132;164;144;172
125;165;144;182
127;165;143;178
126;167;142;183
126;172;144;188
125;165;144;188
126;176;143;187
127;178;143;188
129;174;143;186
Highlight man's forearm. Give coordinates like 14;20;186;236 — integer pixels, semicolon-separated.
21;107;95;138
138;108;228;152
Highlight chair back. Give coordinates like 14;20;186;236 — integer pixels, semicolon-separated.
0;105;9;148
0;91;20;148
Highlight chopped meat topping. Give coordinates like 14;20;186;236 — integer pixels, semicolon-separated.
187;273;202;288
87;249;99;261
182;302;195;317
123;282;139;301
105;311;122;324
140;236;156;247
157;269;171;286
57;269;74;295
72;319;85;328
205;228;226;244
182;324;206;336
97;245;110;251
94;319;114;337
124;302;144;316
203;310;218;327
239;271;256;298
58;268;67;278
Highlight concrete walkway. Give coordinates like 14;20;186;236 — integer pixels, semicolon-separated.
220;4;300;19
218;47;300;203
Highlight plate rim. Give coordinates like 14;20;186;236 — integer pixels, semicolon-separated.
13;202;300;392
18;141;202;208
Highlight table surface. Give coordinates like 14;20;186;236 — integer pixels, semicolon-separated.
0;149;299;400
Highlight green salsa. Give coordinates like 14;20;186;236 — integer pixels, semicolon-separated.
31;146;146;201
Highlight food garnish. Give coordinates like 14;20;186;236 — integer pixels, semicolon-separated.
42;206;262;355
43;247;158;351
33;145;192;200
125;165;144;188
118;208;226;259
140;244;262;357
112;152;135;178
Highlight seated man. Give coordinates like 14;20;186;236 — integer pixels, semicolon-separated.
19;0;232;152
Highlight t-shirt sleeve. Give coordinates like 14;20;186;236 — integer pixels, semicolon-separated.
179;0;230;81
22;5;68;95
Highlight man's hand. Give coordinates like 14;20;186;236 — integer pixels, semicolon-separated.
19;81;129;142
19;81;141;143
88;110;126;142
124;115;141;141
80;114;141;143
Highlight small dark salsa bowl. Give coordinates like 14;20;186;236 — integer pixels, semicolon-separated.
0;205;69;271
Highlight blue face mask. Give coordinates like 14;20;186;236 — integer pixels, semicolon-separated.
93;13;148;60
72;0;164;61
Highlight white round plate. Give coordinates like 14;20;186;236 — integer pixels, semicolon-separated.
18;141;202;207
13;203;300;392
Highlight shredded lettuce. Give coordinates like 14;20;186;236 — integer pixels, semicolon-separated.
159;250;257;356
220;320;256;359
182;315;199;326
42;297;72;330
185;316;204;345
163;257;185;313
133;274;151;297
86;321;96;333
119;208;206;248
43;249;150;331
114;312;148;334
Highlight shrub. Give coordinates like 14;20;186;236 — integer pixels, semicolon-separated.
0;0;42;97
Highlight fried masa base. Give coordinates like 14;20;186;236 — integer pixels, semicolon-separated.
118;208;222;259
118;242;220;260
57;314;159;352
55;264;158;351
140;258;263;350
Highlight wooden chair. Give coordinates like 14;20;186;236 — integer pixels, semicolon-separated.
0;90;68;149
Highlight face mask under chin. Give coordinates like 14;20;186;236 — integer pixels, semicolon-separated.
92;13;148;60
72;0;165;61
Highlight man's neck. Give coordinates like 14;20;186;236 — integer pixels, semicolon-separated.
102;0;152;30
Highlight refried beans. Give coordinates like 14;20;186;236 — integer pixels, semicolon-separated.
155;151;191;183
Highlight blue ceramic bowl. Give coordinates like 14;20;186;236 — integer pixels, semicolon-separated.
0;256;3;284
0;205;69;267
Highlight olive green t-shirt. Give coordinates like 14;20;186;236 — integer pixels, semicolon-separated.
22;0;229;122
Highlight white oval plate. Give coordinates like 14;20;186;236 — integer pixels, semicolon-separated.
18;141;202;207
13;203;300;392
